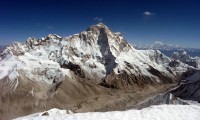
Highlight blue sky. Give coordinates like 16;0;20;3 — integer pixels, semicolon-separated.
0;0;200;48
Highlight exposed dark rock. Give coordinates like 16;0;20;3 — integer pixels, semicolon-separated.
101;70;157;90
60;62;85;78
41;111;49;116
148;66;174;84
169;60;180;67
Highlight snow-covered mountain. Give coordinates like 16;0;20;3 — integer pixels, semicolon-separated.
171;51;200;69
135;41;200;57
134;41;182;50
0;23;196;119
0;23;186;87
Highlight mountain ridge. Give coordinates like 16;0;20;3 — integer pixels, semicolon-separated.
134;41;183;50
0;23;196;119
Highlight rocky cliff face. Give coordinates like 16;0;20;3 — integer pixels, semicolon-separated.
171;71;200;102
0;23;196;119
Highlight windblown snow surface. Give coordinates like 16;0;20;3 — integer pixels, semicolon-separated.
15;105;200;120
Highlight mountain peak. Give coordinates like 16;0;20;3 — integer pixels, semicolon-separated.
96;22;107;27
47;34;62;39
86;23;109;33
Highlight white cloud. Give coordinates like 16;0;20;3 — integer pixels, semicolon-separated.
94;17;103;22
143;11;155;16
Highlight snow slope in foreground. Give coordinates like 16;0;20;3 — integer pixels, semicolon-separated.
15;105;200;120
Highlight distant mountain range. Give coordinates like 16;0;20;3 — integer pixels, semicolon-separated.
0;45;6;52
134;41;200;57
134;41;182;50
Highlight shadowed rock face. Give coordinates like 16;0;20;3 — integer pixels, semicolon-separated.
0;23;197;119
147;66;174;84
171;71;200;103
0;45;6;53
172;81;200;102
100;70;151;89
60;62;85;78
97;27;117;75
